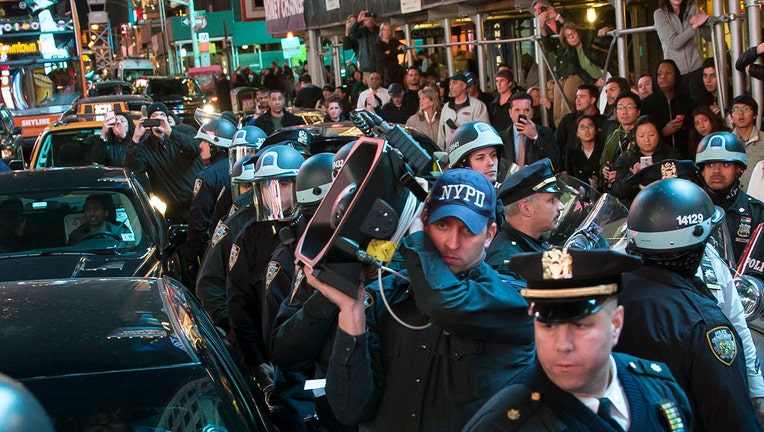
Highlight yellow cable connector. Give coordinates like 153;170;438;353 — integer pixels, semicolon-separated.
367;239;398;263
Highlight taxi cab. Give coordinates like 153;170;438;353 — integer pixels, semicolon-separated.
29;118;106;169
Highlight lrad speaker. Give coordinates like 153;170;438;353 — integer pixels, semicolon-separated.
295;136;418;296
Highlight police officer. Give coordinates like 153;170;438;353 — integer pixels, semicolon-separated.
485;158;563;276
464;248;693;432
226;145;314;430
696;131;764;265
208;125;267;230
186;115;238;276
195;154;259;332
303;169;535;431
626;159;764;422
448;121;504;184
616;177;763;431
270;146;358;432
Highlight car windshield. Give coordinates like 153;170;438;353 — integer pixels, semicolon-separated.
148;79;203;99
0;190;150;255
35;126;101;167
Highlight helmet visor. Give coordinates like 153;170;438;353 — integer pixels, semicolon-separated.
252;178;298;221
229;145;258;175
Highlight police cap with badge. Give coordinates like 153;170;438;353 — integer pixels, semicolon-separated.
625;159;700;189
507;248;642;323
498;158;561;204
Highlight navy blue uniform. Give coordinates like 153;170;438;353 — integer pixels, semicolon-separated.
324;231;535;431
463;354;692;432
195;190;254;332
187;155;230;267
485;225;548;276
208;184;234;238
616;265;763;432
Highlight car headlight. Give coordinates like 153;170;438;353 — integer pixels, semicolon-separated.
735;275;764;322
203;104;215;113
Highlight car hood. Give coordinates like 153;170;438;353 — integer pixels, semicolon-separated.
0;253;158;282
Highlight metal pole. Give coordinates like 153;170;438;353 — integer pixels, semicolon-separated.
307;30;323;86
709;2;730;113
535;18;549;127
614;0;628;78
746;0;762;122
189;4;200;68
444;18;454;75
331;35;341;86
404;23;413;67
70;0;87;91
728;0;744;96
474;13;487;92
158;0;172;74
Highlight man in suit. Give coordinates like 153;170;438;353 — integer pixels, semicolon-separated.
499;92;559;180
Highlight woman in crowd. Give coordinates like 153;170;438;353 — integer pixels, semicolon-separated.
91;111;134;167
323;95;346;123
654;0;710;101
374;22;403;87
687;104;729;157
611;115;681;206
566;114;604;189
406;87;441;143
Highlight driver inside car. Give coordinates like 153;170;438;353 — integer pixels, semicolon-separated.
67;195;123;246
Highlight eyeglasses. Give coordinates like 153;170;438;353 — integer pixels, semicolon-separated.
731;106;753;114
577;124;596;130
616;105;638;111
564;33;578;39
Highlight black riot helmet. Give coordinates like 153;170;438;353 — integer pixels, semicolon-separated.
0;373;55;432
195;117;238;149
331;141;357;180
296;152;335;215
627;178;724;255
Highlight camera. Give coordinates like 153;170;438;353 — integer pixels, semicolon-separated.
540;6;548;12
142;118;161;128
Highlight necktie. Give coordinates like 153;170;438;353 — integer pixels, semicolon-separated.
517;135;526;168
597;398;624;432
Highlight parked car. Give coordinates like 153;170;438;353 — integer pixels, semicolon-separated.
0;106;24;165
28;119;105;169
88;80;136;96
0;276;275;432
144;75;213;125
0;167;187;281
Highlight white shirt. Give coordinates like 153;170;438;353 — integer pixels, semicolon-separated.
356;87;390;110
576;356;631;431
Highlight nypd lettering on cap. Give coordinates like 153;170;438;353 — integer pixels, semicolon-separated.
436;183;486;209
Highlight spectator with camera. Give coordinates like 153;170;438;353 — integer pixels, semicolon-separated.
91;110;134;167
303;168;534;431
498;92;558;179
125;102;203;224
348;10;380;78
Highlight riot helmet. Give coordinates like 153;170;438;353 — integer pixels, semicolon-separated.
230;154;258;200
229;126;267;176
252;145;304;221
627;178;724;255
296;152;335;215
447;121;504;168
332;141;357;180
696;131;747;168
194;117;238;149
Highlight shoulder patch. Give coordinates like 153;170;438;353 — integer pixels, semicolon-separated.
363;289;375;309
228;244;240;271
193;178;203;197
217;186;226;201
706;326;737;366
289;265;307;303
265;261;281;291
210;222;228;249
228;203;239;217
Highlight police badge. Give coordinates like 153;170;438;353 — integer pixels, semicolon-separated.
193;178;203;197
659;161;677;179
228;244;240;271
265;262;281;291
210;222;228;249
541;248;573;280
706;326;737;366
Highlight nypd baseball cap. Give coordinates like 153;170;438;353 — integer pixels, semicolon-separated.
427;168;496;235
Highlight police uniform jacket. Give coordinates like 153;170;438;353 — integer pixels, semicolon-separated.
208;184;234;238
252;110;306;136
195;191;255;332
486;225;548;276
227;217;291;367
616;265;763;432
711;187;764;265
187;155;230;266
462;354;692;432
325;231;535;431
124;129;203;223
